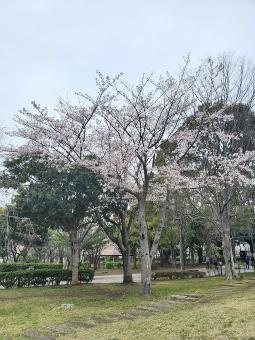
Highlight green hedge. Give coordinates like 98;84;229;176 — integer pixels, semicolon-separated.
152;270;206;280
104;260;122;269
0;268;94;288
79;261;91;269
0;263;63;272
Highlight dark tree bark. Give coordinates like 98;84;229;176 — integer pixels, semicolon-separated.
122;248;133;283
220;210;237;280
95;209;133;284
190;246;195;266
197;246;203;264
70;229;80;284
179;223;185;271
59;248;64;264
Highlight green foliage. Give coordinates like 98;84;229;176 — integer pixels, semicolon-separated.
105;261;115;269
0;262;63;272
78;268;94;283
24;255;40;263
159;221;178;249
81;228;107;253
152;270;206;280
116;260;122;269
2;157;102;233
79;261;90;269
104;260;122;269
0;207;47;262
0;268;94;288
155;139;177;166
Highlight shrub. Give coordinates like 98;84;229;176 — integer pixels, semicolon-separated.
0;268;94;288
116;261;122;269
79;261;90;269
151;270;206;281
24;255;39;263
0;263;63;272
79;268;94;283
104;260;122;269
105;261;115;269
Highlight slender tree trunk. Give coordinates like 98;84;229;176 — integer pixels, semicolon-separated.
221;211;237;280
249;231;255;253
37;249;43;262
121;216;133;284
138;195;151;295
95;209;133;283
179;223;185;271
50;249;54;263
70;229;80;284
171;245;176;268
190;246;195;266
93;250;101;270
59;248;64;264
159;249;164;267
198;246;203;264
133;247;137;269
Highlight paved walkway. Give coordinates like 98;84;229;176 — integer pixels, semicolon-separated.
93;267;255;283
93;273;141;283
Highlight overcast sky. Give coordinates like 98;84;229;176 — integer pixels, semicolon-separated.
1;0;255;130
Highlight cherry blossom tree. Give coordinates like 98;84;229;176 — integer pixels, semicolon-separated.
162;55;255;279
6;54;253;289
3;64;190;294
1;76;114;283
92;68;191;294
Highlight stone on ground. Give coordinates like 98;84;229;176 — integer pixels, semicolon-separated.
24;330;56;340
67;320;96;328
46;324;73;334
61;304;74;311
89;316;114;324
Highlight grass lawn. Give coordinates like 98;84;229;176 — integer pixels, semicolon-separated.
0;274;255;339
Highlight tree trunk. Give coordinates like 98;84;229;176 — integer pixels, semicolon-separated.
70;229;80;284
138;195;151;295
59;248;64;264
122;249;133;283
190;246;195;266
159;249;164;267
133;247;137;269
121;213;133;284
179;223;185;271
221;211;237;280
93;250;100;270
50;249;54;263
170;245;176;268
249;232;255;253
95;209;133;283
198;246;203;264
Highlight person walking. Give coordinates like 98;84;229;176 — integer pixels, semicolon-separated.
211;255;219;275
245;253;250;269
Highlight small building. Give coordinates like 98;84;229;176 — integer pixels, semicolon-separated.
100;244;122;261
